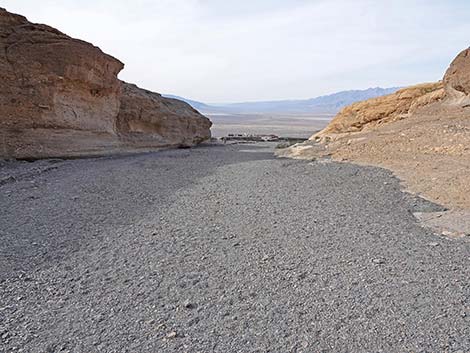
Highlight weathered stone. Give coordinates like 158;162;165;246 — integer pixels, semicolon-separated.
117;83;211;148
443;47;470;105
0;8;211;159
311;82;444;141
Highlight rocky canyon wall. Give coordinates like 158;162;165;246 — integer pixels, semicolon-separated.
0;8;211;159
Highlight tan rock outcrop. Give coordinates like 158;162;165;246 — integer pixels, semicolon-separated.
278;48;470;210
0;8;211;159
312;82;444;141
443;47;470;105
117;83;211;148
308;48;470;143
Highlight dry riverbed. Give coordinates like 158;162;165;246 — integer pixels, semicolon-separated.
1;143;469;352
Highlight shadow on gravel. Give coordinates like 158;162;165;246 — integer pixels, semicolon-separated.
3;143;470;353
0;143;276;279
0;142;448;280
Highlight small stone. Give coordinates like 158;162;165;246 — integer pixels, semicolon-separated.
166;331;177;339
183;300;194;309
297;272;307;280
372;258;385;265
429;242;439;247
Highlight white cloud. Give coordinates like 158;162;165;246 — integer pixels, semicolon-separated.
2;0;469;102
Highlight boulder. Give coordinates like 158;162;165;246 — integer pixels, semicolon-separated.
444;48;470;105
0;8;211;159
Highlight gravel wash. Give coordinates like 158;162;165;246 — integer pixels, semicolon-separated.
1;143;469;352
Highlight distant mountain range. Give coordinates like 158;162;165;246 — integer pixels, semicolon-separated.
164;87;401;115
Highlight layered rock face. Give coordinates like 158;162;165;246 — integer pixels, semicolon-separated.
0;8;211;159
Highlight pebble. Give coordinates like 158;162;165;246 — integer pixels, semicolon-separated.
262;255;271;262
183;300;194;309
166;331;177;339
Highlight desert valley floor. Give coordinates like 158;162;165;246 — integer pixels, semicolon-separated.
1;143;469;352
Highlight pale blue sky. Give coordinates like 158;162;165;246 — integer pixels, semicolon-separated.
2;0;469;102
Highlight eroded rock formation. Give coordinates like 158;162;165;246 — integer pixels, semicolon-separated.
0;8;211;159
117;83;211;148
444;48;470;105
312;82;445;141
278;48;470;209
310;47;470;141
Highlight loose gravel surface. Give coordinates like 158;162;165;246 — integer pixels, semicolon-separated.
1;143;469;353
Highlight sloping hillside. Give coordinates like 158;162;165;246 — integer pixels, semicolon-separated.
278;48;470;210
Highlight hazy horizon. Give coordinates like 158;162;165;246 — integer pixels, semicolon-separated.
3;0;469;103
167;86;403;105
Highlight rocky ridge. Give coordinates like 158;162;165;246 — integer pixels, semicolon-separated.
312;82;445;140
278;48;470;211
0;8;211;159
